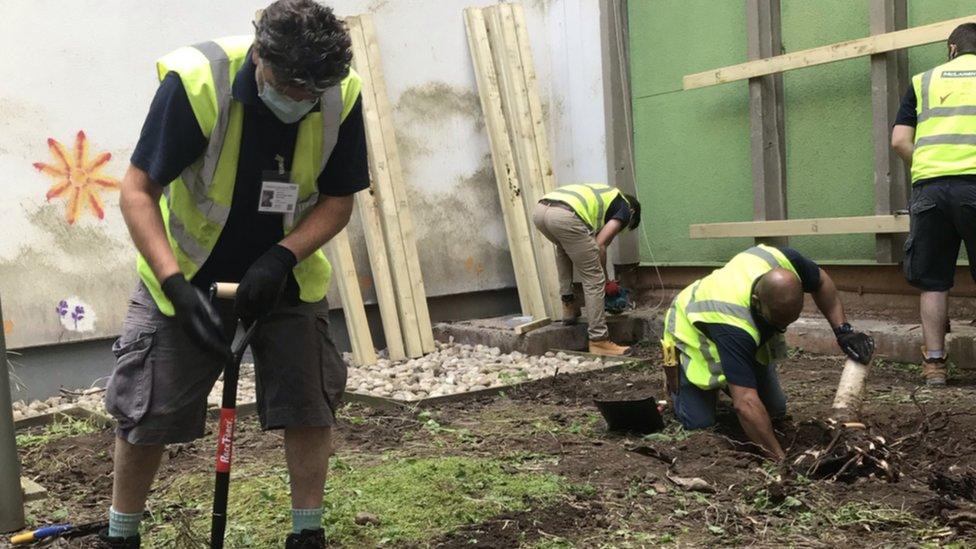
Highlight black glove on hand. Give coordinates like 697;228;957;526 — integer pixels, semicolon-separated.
835;324;875;364
235;244;297;321
162;274;231;362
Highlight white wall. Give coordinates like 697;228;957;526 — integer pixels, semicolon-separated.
0;0;609;348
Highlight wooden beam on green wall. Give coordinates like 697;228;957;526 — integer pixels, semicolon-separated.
870;0;910;264
689;214;909;239
747;0;788;248
683;14;976;90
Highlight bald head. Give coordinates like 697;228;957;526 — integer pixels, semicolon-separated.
753;268;803;330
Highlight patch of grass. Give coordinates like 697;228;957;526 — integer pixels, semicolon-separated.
825;501;921;529
874;359;922;376
147;455;568;547
567;412;603;436
16;414;100;448
418;413;481;445
499;370;530;384
641;422;691;444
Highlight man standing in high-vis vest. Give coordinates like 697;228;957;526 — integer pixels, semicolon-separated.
661;246;874;460
533;183;642;356
892;23;976;387
99;2;366;547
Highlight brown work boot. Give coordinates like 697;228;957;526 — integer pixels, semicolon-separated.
561;296;581;325
922;360;948;386
589;339;630;357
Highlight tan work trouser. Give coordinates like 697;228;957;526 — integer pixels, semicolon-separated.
532;202;608;340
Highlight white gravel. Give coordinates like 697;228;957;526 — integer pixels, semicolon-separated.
10;341;617;421
344;340;612;401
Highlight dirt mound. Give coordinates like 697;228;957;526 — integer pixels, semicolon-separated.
428;497;605;548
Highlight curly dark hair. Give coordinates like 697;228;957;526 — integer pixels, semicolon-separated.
254;0;352;92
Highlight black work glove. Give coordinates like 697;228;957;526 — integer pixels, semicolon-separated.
162;274;232;362
235;244;297;321
835;323;875;364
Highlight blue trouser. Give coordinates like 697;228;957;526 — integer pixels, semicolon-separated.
674;362;787;430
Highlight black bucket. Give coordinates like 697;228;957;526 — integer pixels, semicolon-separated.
594;397;665;435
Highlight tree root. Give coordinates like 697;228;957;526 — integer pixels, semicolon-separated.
791;419;899;483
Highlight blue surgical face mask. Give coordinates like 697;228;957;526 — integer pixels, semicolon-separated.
257;70;317;124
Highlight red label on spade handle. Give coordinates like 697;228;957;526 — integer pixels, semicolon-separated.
215;408;237;473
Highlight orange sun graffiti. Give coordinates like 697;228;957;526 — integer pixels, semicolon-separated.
33;131;120;224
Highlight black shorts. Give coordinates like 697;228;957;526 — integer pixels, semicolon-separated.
903;178;976;291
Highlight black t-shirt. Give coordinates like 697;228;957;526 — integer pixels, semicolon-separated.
131;48;369;299
894;85;976;186
604;195;631;227
894;86;918;127
697;247;822;389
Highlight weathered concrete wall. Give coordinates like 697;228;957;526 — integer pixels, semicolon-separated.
0;0;610;349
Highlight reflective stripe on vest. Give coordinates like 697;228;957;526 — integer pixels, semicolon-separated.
136;36;361;315
542;183;624;232
664;245;798;391
911;54;976;183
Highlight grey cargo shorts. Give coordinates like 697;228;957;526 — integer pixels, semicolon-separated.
105;282;348;445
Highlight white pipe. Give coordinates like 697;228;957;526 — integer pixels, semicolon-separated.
831;357;870;422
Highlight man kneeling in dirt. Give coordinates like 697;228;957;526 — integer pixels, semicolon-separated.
661;245;874;460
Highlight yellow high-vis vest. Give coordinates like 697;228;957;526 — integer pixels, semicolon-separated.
136;36;362;315
661;245;797;390
911;54;976;183
542;183;626;233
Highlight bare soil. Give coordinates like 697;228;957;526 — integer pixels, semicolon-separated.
10;350;976;547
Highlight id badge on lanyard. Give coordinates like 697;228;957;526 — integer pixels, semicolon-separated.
258;154;298;215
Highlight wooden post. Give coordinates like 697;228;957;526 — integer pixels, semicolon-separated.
600;0;639;265
326;230;377;366
485;4;561;319
747;0;788;248
465;7;548;320
347;16;409;361
0;293;25;533
359;16;437;354
510;4;556;195
355;188;407;361
871;0;910;263
347;15;424;358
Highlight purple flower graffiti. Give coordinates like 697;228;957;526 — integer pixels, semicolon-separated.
56;299;90;331
71;305;85;330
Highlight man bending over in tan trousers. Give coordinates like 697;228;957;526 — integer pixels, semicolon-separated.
533;183;641;356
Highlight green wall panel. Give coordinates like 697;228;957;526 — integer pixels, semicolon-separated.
630;0;976;265
629;0;746;99
781;0;875;260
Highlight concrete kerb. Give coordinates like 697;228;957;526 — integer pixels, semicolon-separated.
432;311;660;356
787;316;976;369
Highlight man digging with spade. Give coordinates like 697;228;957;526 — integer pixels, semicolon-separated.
100;1;368;546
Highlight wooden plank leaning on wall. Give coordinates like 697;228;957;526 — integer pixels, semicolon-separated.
347;14;435;358
346;15;408;361
464;7;548;321
325;230;377;365
483;3;562;320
